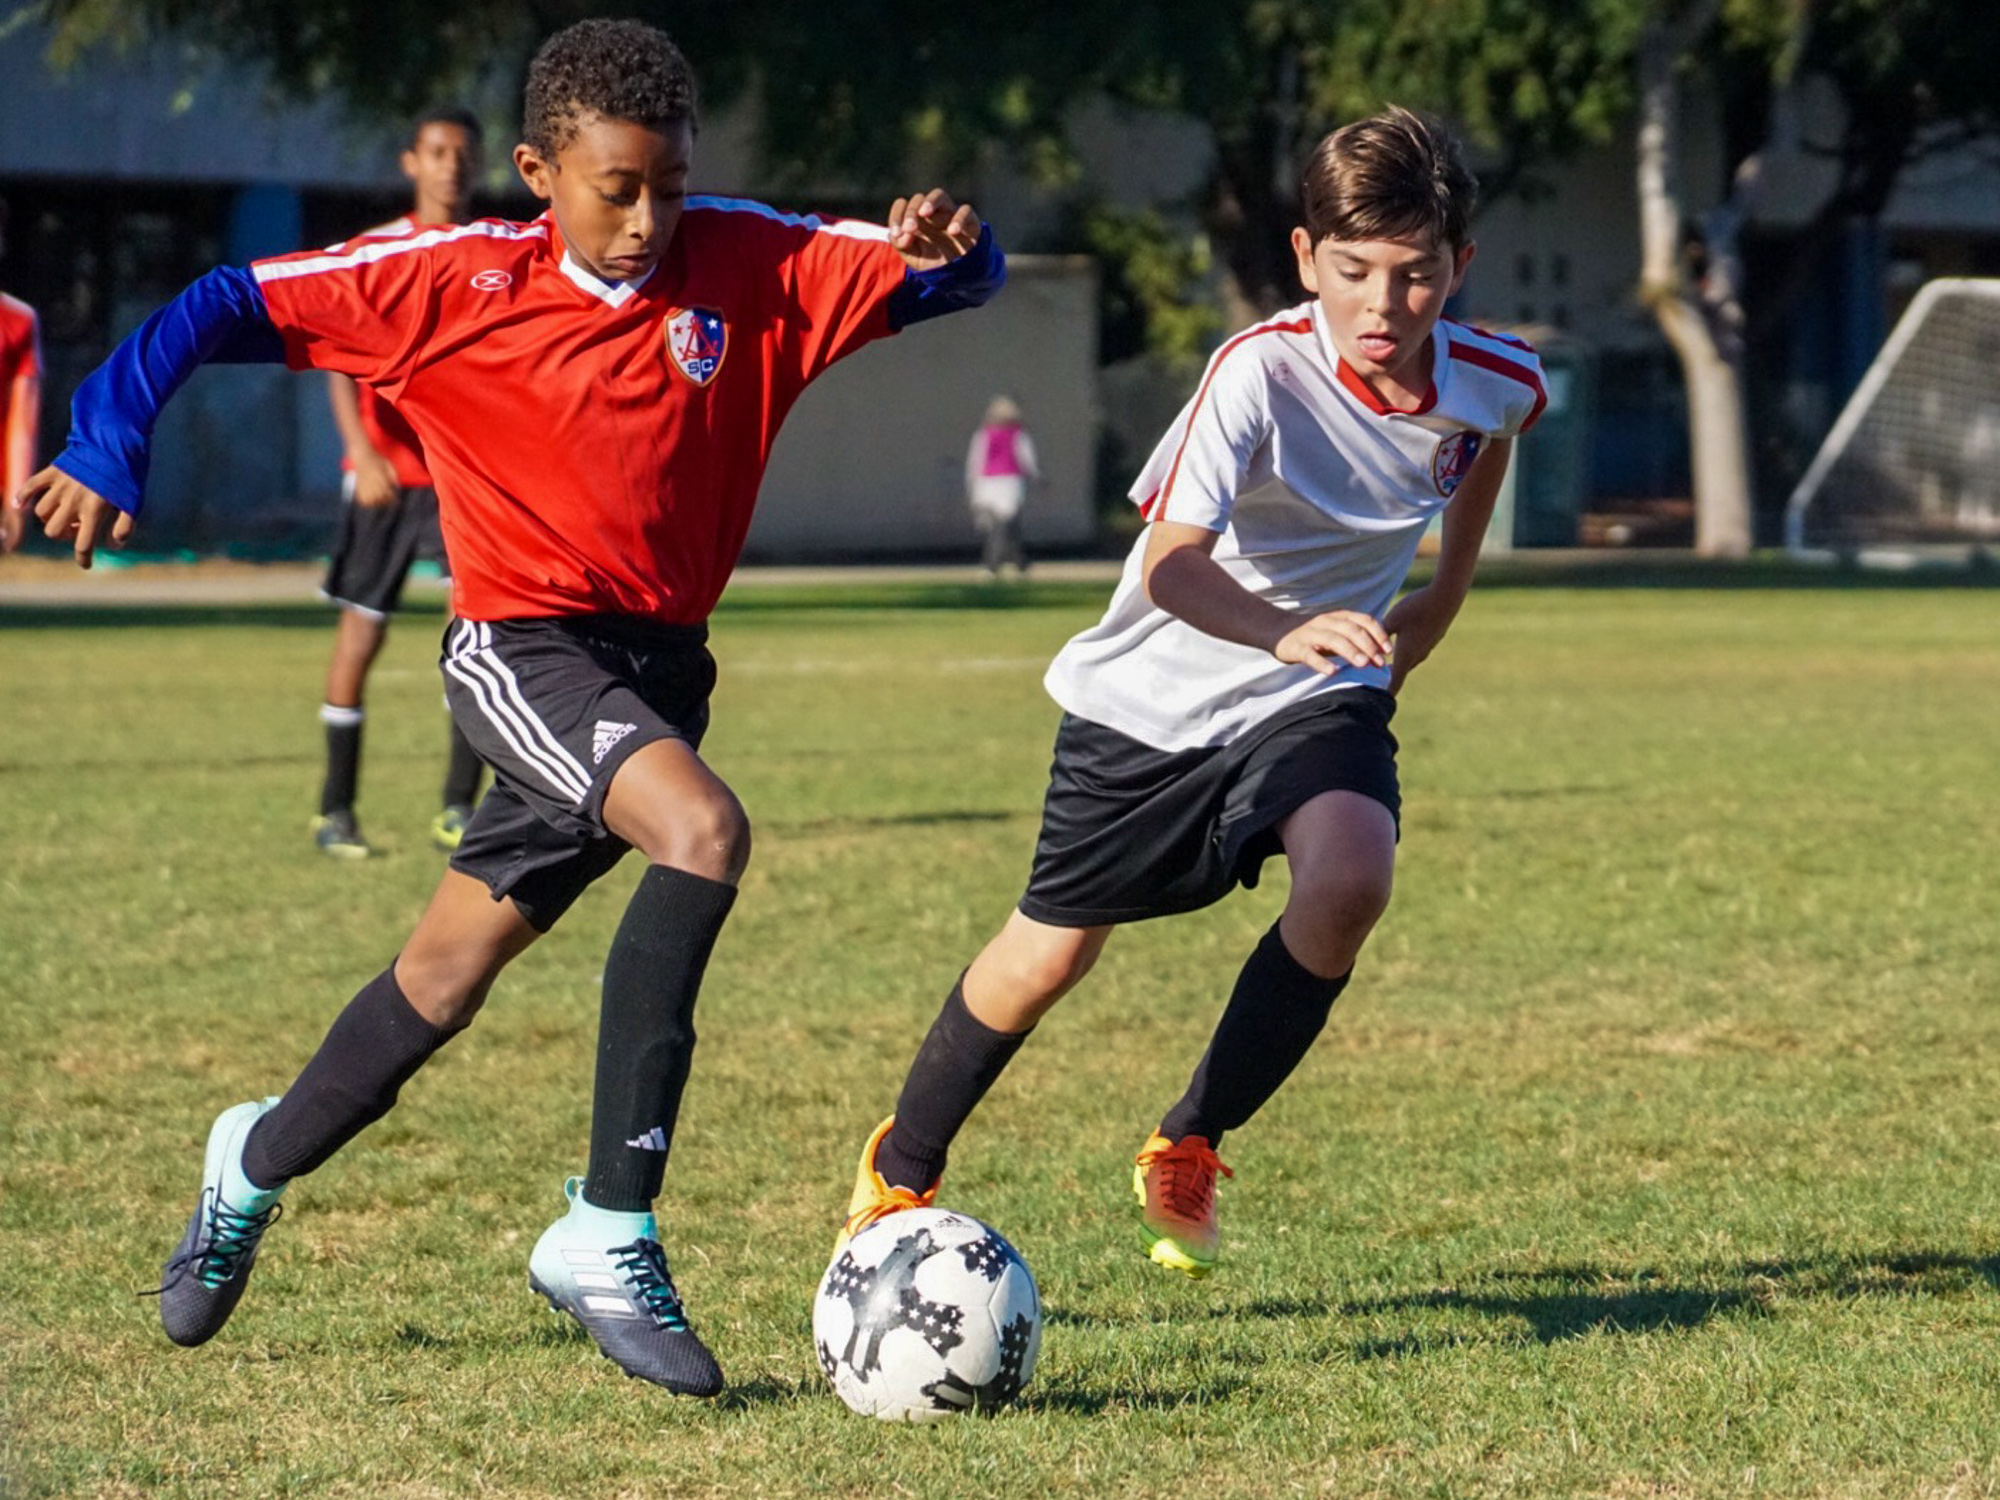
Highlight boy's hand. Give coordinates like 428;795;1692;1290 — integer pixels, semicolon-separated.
349;446;402;508
18;465;136;570
1273;609;1392;677
1382;585;1462;694
887;190;984;271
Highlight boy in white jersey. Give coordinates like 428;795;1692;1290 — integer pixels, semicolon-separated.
840;107;1544;1277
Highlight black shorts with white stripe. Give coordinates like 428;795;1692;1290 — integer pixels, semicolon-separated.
322;482;449;617
1016;687;1400;928
439;616;715;930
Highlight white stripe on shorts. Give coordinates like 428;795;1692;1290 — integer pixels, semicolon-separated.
444;621;594;804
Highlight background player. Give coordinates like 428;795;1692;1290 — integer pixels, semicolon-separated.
841;107;1544;1279
0;195;42;555
20;18;1003;1397
315;106;487;858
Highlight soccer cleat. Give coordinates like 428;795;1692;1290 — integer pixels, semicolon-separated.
152;1099;287;1347
311;810;372;859
836;1116;938;1254
526;1178;723;1397
429;803;473;853
1133;1132;1233;1278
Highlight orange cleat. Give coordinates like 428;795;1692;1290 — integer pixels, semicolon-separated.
1132;1132;1233;1277
835;1117;937;1254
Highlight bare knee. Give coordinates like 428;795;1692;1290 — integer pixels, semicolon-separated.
392;945;502;1030
964;918;1109;1030
628;789;751;883
1281;866;1393;977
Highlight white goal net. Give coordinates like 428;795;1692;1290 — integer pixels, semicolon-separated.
1786;278;2000;559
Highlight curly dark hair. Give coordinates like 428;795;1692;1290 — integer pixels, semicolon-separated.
1300;106;1476;251
521;18;698;158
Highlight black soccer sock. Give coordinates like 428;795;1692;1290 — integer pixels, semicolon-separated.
319;704;364;816
441;717;484;810
239;966;462;1189
1156;924;1350;1149
581;865;738;1213
876;979;1032;1193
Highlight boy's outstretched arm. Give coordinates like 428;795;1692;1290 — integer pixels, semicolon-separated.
1383;437;1512;693
884;190;1005;328
14;266;286;568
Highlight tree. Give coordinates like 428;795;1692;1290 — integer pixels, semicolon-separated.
21;0;1999;549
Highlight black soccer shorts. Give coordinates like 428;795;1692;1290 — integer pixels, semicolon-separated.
1016;687;1401;928
321;480;450;617
439;615;716;930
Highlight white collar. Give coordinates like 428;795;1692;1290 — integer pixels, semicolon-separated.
559;249;653;307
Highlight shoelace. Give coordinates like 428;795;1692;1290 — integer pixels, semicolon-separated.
612;1238;692;1332
146;1192;283;1296
1147;1141;1234;1219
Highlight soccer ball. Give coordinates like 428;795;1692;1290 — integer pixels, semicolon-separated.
814;1207;1042;1421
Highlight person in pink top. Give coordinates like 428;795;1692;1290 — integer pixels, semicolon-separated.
965;394;1040;577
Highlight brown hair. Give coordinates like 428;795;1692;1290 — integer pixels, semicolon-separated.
1299;106;1476;251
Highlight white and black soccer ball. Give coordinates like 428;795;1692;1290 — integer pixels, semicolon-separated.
814;1207;1042;1422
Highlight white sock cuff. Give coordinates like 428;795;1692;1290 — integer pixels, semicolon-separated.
320;704;365;728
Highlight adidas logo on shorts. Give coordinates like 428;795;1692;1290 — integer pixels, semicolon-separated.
592;720;639;764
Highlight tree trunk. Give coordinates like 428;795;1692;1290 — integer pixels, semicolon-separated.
1636;8;1755;558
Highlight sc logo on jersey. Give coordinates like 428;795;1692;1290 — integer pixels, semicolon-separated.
664;307;727;386
1432;431;1485;497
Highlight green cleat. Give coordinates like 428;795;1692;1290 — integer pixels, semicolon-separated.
429;803;473;852
311;810;372;860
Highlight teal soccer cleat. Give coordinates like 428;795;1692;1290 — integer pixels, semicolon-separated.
154;1100;287;1347
527;1177;724;1397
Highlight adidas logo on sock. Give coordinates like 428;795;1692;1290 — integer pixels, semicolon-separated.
592;719;639;764
626;1127;669;1152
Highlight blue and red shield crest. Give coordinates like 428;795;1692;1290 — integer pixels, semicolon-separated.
1432;430;1485;497
664;307;727;386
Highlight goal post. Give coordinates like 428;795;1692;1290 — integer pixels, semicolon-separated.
1785;278;2000;561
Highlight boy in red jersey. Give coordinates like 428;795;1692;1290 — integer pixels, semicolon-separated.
313;106;487;859
20;18;1003;1397
839;109;1541;1280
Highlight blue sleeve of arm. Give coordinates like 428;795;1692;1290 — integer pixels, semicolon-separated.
52;265;286;516
886;222;1007;331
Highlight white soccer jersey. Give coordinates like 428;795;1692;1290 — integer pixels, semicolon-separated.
1046;304;1545;751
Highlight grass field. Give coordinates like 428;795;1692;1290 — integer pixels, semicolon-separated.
4;565;2000;1499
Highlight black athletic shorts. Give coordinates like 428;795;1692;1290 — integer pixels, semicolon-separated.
440;616;715;930
1017;687;1400;928
322;480;449;617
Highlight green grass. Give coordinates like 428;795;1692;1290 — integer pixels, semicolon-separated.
4;568;2000;1498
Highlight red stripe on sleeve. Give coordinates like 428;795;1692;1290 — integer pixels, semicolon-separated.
1449;341;1548;432
1153;317;1311;520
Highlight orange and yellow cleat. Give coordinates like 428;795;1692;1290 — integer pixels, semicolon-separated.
1133;1132;1233;1277
835;1116;937;1254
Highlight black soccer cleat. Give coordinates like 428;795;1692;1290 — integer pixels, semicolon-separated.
526;1177;724;1397
150;1101;287;1347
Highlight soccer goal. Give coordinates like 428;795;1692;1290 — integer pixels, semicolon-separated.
1785;278;2000;561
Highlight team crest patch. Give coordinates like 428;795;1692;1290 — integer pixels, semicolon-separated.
1432;430;1485;497
664;307;727;386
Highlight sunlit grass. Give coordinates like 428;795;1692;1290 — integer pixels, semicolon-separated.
3;571;1999;1498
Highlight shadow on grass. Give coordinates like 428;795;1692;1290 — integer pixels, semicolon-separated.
1318;1249;2000;1359
763;808;1020;837
0;601;360;631
1022;1377;1246;1414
